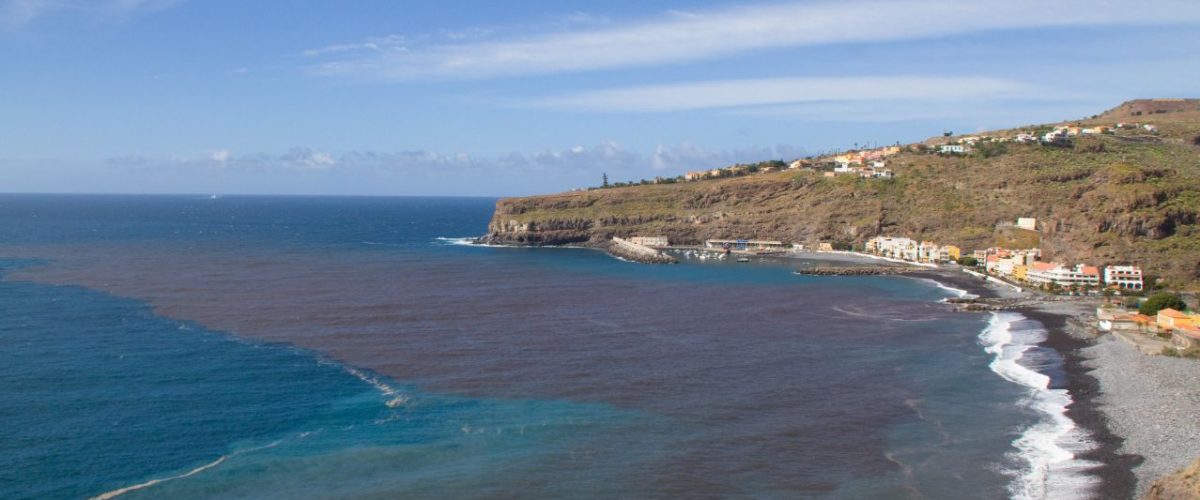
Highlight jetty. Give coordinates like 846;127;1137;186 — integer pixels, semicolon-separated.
793;266;920;276
608;237;677;264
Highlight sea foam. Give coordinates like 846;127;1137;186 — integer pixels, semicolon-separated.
979;312;1099;500
89;440;283;500
343;366;410;408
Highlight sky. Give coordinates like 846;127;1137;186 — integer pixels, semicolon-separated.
1;0;1198;196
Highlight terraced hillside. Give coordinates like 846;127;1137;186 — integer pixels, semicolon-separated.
483;100;1200;289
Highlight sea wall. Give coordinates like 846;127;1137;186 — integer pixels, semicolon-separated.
608;237;676;264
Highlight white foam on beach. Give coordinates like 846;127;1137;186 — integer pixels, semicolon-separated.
979;312;1099;500
89;440;282;500
343;366;410;408
915;277;975;302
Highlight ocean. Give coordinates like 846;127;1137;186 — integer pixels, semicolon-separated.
0;194;1097;498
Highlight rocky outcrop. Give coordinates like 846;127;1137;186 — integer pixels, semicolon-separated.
1143;458;1200;500
478;218;594;246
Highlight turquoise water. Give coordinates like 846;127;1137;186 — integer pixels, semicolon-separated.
0;261;656;499
0;195;1088;498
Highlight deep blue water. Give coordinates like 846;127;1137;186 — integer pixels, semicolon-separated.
0;194;1087;498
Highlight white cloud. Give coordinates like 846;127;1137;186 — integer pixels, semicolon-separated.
529;76;1032;113
301;35;407;58
208;149;231;163
305;0;1200;81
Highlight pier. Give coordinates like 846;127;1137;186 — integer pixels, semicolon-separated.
609;237;677;264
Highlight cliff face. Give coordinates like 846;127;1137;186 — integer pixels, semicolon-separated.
483;104;1200;288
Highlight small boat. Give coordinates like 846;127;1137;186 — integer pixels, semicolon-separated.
736;256;750;263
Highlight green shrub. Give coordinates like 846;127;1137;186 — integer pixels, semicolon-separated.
1140;292;1188;316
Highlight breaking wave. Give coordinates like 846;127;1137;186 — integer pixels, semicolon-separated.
979;312;1099;499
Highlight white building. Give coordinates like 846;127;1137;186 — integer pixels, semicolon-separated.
1026;263;1102;288
938;144;968;154
1016;217;1037;231
866;236;918;261
1042;130;1070;144
1104;265;1144;291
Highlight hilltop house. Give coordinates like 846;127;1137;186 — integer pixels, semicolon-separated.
1016;217;1038;231
938;144;968;154
1042;130;1071;145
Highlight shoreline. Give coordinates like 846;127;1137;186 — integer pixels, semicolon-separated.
913;267;1200;498
905;268;1138;497
486;242;1179;495
1020;303;1140;499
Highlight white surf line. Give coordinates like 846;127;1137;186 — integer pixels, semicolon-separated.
432;237;477;246
978;312;1098;500
962;268;1023;292
343;366;410;408
89;440;283;500
912;276;973;300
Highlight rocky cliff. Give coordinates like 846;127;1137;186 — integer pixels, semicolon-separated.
482;101;1200;288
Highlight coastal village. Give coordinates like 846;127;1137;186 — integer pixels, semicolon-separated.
591;106;1200;361
668;120;1162;183
617;217;1200;356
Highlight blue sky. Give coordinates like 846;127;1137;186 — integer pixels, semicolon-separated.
2;0;1198;196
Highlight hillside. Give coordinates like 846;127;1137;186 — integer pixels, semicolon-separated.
482;100;1200;289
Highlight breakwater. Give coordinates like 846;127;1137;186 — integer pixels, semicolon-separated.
608;237;677;264
793;266;919;276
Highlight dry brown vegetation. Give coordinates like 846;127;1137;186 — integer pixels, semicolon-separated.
485;100;1200;289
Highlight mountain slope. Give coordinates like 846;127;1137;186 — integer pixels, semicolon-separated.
483;101;1200;289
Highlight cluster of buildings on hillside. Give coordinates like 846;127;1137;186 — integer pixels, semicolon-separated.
682;161;788;182
936;121;1160;153
671;120;1164;184
789;145;901;179
1098;307;1200;351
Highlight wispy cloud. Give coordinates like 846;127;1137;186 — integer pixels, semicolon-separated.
304;0;1200;81
106;142;805;178
1;0;179;29
528;76;1033;113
